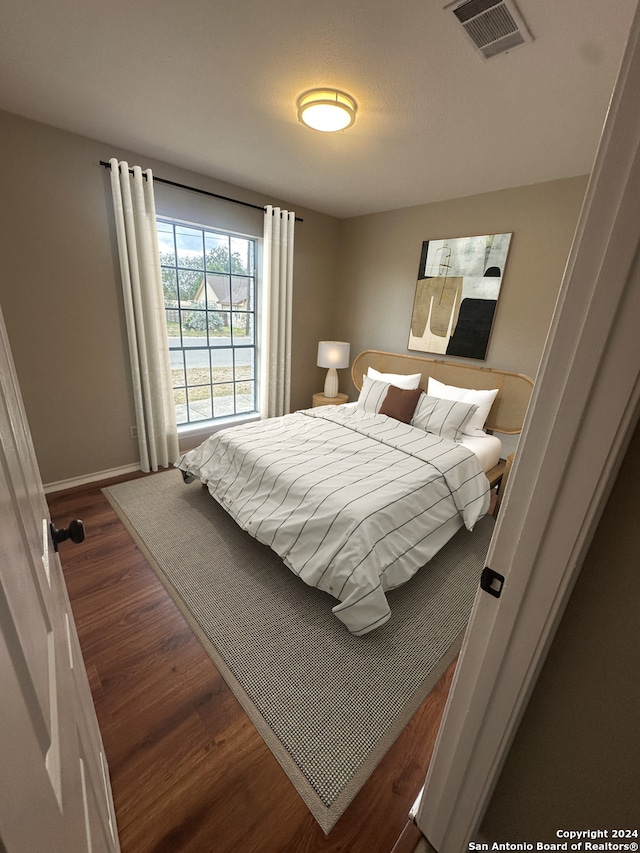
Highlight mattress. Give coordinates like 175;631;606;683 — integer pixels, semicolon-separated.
460;434;502;473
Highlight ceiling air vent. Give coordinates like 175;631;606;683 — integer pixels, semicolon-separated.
449;0;533;59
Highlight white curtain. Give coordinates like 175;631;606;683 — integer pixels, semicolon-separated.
109;159;179;472
261;205;295;418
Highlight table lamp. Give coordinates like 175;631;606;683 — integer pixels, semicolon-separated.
317;341;351;398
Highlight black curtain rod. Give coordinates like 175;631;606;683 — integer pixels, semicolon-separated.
99;160;303;222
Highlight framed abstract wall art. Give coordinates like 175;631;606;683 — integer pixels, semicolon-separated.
408;232;512;360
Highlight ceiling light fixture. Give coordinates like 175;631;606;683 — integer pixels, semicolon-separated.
297;88;357;132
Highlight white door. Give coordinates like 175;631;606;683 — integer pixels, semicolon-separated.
0;304;120;853
416;4;640;850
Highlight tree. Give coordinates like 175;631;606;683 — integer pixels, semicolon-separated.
159;253;204;302
205;245;247;275
159;242;249;304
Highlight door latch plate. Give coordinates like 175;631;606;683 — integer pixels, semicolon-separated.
480;566;505;598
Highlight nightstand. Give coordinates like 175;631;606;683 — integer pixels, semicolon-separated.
312;392;349;407
486;453;515;516
486;458;507;490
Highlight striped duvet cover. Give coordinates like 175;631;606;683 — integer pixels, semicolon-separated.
175;405;490;635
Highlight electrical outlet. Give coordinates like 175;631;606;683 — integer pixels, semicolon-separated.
129;425;138;440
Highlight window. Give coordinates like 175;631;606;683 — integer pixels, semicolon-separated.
157;219;257;426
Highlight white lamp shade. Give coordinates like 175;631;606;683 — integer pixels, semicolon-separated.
317;341;350;369
317;341;350;398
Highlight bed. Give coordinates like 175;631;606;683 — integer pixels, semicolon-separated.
175;350;534;635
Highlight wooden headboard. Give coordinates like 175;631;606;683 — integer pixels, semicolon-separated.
351;350;534;435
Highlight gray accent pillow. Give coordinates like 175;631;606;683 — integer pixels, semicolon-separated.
357;375;391;413
411;393;479;441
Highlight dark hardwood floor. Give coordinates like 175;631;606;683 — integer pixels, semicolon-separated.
48;470;455;853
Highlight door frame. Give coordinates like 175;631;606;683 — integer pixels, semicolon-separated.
416;3;640;849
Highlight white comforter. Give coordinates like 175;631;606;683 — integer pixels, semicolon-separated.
175;406;490;635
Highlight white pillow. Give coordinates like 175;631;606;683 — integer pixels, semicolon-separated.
427;377;498;438
357;376;391;413
367;366;421;390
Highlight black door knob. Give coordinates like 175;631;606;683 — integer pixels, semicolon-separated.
50;519;85;551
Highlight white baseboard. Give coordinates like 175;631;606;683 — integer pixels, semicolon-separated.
44;463;141;494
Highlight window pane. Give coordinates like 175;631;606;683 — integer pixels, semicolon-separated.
162;268;178;305
170;350;186;387
230;237;254;275
213;384;235;417
179;309;193;340
178;269;204;302
234;347;255;380
205;233;230;272
231;275;252;311
185;349;210;388
207;311;227;339
235;380;255;413
186;389;212;422
174;388;187;425
206;272;230;306
211;349;234;383
165;308;179;338
183;309;208;336
233;314;254;344
209;313;231;345
175;226;204;269
157;221;176;264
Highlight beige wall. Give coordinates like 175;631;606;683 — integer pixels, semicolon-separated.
480;416;640;840
0;110;340;485
0;108;588;486
334;177;588;400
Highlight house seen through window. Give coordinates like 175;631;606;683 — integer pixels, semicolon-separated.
157;219;257;426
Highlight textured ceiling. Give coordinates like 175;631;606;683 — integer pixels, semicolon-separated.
0;0;637;218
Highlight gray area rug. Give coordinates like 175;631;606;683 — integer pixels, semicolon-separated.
103;469;494;833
